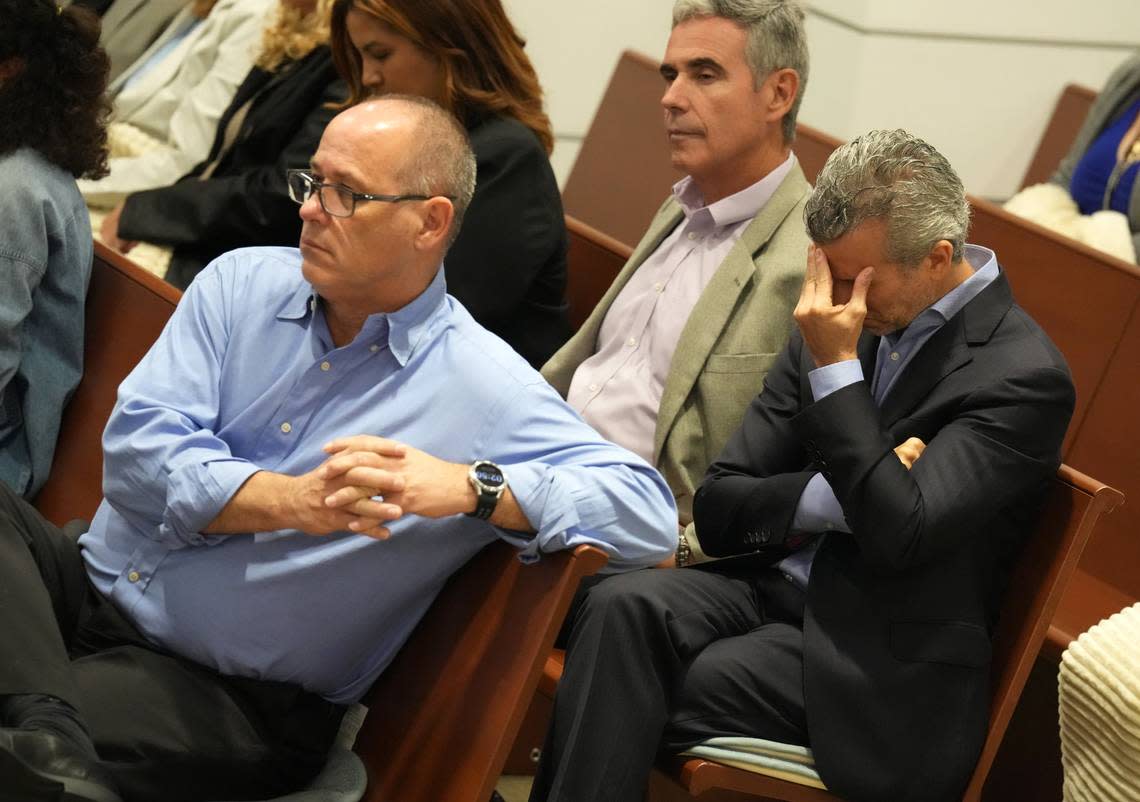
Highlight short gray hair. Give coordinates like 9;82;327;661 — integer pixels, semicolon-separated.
382;95;477;249
804;129;972;265
672;0;808;143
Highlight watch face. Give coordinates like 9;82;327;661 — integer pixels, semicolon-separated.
474;463;504;487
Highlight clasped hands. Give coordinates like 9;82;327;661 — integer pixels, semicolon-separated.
289;435;472;540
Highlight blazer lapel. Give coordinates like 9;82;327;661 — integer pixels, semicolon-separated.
876;269;1014;425
654;163;810;461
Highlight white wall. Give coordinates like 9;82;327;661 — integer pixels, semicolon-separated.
505;0;1139;200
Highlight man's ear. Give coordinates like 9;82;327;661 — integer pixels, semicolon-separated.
925;239;955;276
413;196;455;252
764;67;799;124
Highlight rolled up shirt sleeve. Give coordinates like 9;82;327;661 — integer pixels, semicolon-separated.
100;266;255;548
486;382;677;572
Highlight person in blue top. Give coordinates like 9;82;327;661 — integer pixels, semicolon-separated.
0;95;676;802
1050;50;1140;257
0;0;110;498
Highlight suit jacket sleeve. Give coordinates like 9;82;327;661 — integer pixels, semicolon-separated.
695;328;1076;574
117;78;345;252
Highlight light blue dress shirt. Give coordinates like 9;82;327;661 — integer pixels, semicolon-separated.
779;245;1000;587
79;247;677;704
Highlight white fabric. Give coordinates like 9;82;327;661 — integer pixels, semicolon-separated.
1059;602;1140;802
681;736;827;791
1003;182;1137;264
79;0;273;208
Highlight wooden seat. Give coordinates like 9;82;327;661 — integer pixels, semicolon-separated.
1020;83;1098;190
529;467;1121;802
34;241;181;526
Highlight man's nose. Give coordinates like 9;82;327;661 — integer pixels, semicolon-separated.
661;79;688;112
298;190;325;221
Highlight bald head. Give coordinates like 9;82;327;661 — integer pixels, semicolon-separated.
326;96;477;246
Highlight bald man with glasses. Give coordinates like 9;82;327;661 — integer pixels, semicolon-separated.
0;95;676;802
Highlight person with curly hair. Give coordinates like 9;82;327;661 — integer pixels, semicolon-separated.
330;0;571;368
0;0;110;500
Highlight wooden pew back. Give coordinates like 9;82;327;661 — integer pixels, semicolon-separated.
34;243;181;526
1020;83;1098;190
565;214;633;330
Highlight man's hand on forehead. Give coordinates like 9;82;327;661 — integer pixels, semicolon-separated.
793;244;874;368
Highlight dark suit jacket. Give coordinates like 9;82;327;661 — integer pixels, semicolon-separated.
693;270;1075;802
118;47;346;289
447;114;570;368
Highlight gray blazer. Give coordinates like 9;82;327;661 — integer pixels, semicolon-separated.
543;163;811;557
1050;51;1140;256
99;0;185;83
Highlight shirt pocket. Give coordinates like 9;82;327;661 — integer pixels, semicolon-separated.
890;619;991;668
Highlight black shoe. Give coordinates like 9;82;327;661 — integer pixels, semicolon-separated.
0;729;122;802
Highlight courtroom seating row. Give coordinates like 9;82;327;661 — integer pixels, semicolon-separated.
34;243;610;802
558;49;1137;662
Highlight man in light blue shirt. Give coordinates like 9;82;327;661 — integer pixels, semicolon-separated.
0;95;676;802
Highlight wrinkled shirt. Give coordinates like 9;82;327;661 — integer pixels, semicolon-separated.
81;248;676;704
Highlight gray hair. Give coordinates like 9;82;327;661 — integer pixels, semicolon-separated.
672;0;808;143
804;129;972;265
381;95;477;249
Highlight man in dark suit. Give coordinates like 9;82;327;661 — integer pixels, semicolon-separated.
529;129;1076;802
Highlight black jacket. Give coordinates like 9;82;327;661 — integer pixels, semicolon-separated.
119;46;345;289
694;272;1075;802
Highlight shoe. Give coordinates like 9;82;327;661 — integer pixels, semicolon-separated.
0;728;122;802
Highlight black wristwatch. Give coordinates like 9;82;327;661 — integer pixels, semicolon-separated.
467;460;507;520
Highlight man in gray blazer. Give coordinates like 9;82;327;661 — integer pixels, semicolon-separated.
543;0;811;564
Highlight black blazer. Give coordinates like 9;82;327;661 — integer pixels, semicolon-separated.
446;114;570;368
693;271;1075;802
119;47;346;289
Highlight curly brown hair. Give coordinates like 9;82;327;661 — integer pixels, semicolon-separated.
330;0;554;154
0;0;111;179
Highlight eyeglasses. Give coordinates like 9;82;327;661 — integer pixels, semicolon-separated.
286;169;451;219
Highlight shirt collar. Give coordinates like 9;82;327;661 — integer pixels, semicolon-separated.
671;152;797;229
275;265;448;367
882;245;999;348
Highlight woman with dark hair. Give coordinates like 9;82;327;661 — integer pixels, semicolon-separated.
330;0;571;367
0;0;110;498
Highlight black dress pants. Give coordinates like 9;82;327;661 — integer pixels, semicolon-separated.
0;483;345;802
530;564;810;802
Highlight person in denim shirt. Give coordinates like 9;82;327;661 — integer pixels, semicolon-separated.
0;0;111;496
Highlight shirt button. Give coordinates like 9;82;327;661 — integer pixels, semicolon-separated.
320;361;331;371
653;282;664;293
588;383;599;392
280;422;292;434
369;344;380;353
127;570;141;583
627;337;638;348
890;352;900;361
687;232;698;240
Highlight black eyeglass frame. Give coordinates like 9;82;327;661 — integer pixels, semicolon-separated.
286;169;454;218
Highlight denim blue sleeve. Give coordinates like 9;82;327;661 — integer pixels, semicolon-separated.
100;264;260;548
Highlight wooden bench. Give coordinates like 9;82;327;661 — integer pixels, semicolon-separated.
565;214;632;331
35;242;612;802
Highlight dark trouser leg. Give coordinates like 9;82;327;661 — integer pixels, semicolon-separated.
0;481;89;706
71;646;345;802
662;620;807;752
529;568;766;802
